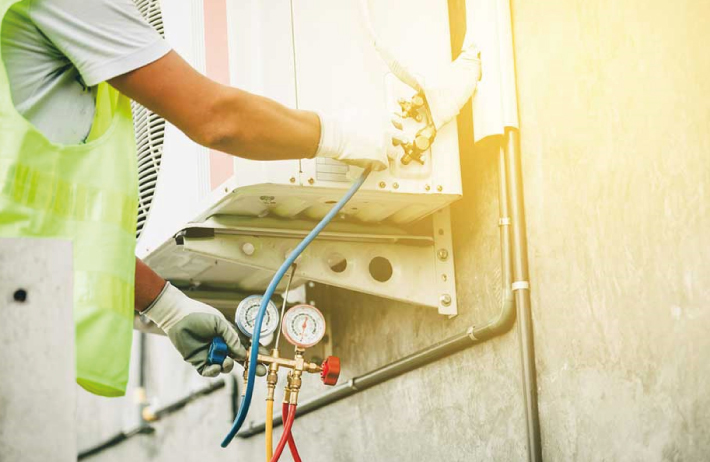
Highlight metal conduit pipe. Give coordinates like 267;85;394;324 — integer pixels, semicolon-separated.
77;379;226;459
504;128;543;461
237;143;516;439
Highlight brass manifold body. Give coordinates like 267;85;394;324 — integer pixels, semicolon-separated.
251;348;322;406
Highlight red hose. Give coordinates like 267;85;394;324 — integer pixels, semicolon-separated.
282;403;302;462
269;404;300;462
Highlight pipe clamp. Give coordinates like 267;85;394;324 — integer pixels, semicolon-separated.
498;217;511;226
512;281;530;291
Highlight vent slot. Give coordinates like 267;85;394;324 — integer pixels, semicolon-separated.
133;0;166;239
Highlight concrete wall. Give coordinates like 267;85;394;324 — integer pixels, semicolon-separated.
0;239;76;462
80;0;710;460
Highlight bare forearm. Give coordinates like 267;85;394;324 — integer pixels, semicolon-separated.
134;257;166;312
208;88;321;160
109;51;320;161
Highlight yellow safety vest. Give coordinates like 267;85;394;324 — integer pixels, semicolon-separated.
0;0;137;396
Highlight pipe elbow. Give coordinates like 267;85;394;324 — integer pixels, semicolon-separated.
470;292;516;342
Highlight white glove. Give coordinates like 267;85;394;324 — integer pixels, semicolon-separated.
315;113;393;172
422;42;482;130
143;283;246;377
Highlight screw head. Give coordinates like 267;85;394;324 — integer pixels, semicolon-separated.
378;181;386;189
437;248;449;261
289;177;296;183
437;185;443;192
392;182;399;189
425;184;431;191
308;178;315;185
440;294;452;306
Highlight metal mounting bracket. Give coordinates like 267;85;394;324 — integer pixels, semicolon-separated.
178;207;458;315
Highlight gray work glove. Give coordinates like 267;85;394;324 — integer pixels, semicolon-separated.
143;283;265;377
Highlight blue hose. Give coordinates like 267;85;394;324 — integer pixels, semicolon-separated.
220;169;371;447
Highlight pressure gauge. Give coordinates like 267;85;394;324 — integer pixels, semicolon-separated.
281;304;326;349
235;295;279;338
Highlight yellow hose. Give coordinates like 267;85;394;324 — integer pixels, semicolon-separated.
265;399;274;461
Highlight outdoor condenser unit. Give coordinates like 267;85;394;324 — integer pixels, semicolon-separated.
136;0;463;315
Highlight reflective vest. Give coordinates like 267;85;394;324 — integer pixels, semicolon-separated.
0;0;137;396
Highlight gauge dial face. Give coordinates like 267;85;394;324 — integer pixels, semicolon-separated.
235;295;279;338
281;304;326;348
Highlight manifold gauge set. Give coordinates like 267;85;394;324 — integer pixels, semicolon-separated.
234;296;327;349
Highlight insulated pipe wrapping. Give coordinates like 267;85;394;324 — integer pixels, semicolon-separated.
357;0;422;92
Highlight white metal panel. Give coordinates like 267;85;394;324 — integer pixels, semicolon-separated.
227;0;301;187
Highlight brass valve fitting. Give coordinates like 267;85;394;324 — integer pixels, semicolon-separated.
393;91;437;166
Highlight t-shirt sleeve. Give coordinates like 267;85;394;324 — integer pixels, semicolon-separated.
28;0;171;87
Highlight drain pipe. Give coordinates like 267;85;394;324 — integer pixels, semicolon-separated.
237;145;516;438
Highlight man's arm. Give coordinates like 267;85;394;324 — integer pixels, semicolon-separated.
134;257;165;312
109;51;320;161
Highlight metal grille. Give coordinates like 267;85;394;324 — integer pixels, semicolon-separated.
133;0;166;239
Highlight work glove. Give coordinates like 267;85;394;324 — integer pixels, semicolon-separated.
143;283;265;378
315;112;396;172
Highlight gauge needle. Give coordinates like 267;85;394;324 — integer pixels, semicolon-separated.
300;318;308;339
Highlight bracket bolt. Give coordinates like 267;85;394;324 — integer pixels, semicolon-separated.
437;248;449;261
241;242;255;256
378;181;386;189
425;184;431;191
308;178;315;185
437;185;443;192
392;182;399;189
289;177;296;183
440;294;452;307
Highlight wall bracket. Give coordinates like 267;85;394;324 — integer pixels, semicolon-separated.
177;207;457;315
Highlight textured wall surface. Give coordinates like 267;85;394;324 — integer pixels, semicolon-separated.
0;239;76;461
513;0;710;459
79;0;710;460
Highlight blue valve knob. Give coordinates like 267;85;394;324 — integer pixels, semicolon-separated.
207;336;228;366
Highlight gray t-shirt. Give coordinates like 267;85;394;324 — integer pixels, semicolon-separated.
1;0;170;144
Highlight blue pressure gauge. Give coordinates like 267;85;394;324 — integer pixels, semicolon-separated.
234;295;279;338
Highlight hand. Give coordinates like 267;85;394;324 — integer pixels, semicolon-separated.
315;112;396;172
143;283;261;377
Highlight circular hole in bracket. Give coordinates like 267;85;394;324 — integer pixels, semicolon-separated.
327;253;348;273
369;257;393;283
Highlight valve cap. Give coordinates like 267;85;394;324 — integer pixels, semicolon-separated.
320;356;341;386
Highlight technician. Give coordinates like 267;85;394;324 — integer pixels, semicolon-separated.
0;0;392;397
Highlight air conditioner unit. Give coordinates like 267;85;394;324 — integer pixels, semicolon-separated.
137;0;461;315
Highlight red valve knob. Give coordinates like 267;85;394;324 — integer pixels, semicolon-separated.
320;356;340;386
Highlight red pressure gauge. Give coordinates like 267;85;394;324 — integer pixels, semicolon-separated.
281;304;326;349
